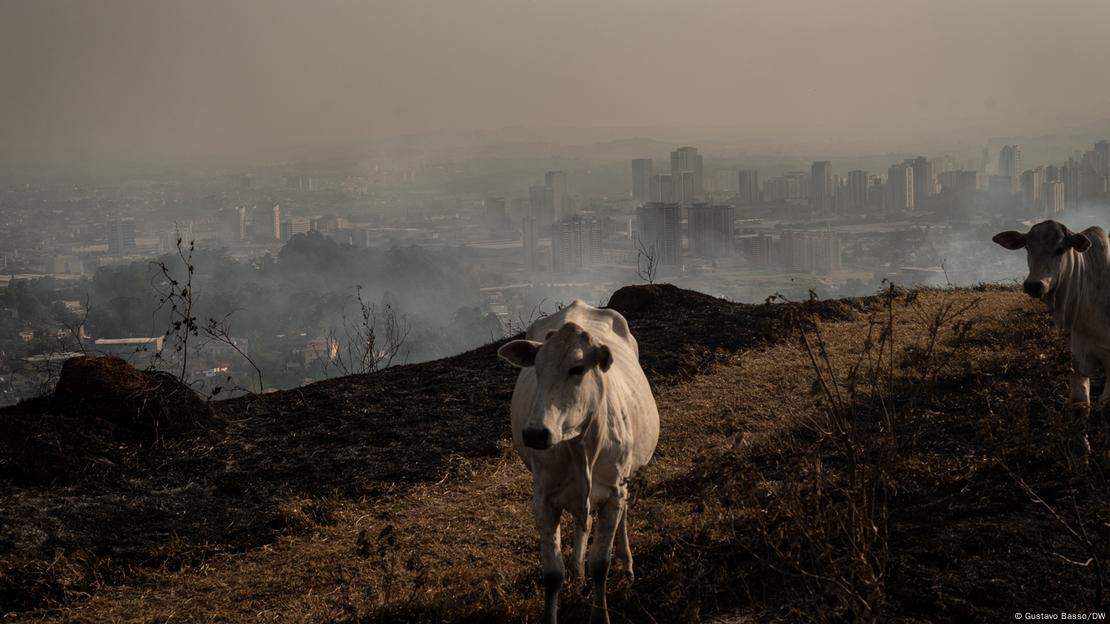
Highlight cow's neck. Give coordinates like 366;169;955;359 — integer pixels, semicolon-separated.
1049;248;1101;332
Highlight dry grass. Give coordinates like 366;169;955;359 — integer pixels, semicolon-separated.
3;284;1109;622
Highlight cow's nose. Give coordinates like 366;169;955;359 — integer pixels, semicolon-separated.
522;427;553;450
1023;280;1045;298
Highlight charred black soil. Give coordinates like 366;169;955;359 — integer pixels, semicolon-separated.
2;284;1107;623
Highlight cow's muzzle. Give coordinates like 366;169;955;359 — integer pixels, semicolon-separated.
522;426;553;450
1023;280;1047;298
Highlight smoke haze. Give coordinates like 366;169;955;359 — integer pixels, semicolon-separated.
4;0;1110;168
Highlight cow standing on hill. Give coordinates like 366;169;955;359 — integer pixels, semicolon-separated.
498;300;660;624
993;220;1110;465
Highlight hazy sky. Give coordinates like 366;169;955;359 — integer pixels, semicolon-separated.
2;0;1110;166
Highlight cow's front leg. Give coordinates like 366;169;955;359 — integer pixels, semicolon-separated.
534;496;564;624
587;491;625;624
1094;377;1110;469
1067;370;1092;469
569;511;590;583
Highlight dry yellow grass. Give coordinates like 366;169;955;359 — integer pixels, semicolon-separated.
9;286;1108;623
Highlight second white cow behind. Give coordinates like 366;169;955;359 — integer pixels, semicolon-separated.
498;300;659;624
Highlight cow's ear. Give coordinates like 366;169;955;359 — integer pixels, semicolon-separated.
1068;232;1091;253
498;340;542;368
592;345;613;373
992;231;1026;250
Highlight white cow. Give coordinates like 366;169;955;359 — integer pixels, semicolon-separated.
498;300;660;624
993;220;1109;465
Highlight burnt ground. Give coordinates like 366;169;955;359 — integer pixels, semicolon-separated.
1;284;1108;622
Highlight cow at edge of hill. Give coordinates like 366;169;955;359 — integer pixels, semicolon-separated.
993;219;1110;466
497;299;660;624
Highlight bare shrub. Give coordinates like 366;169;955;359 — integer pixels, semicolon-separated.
635;236;658;285
324;286;411;377
746;285;982;622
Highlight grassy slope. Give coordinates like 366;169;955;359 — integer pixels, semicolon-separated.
2;285;1108;622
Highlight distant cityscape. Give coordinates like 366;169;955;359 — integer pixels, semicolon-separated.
2;136;1109;405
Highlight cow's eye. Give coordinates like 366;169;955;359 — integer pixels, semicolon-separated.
1054;247;1066;256
568;365;585;377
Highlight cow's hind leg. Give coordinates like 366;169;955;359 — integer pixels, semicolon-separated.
587;492;625;624
535;497;564;624
614;511;633;581
1068;370;1093;469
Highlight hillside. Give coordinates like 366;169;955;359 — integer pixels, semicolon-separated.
2;284;1108;622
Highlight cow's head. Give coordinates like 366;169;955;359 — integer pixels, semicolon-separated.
993;220;1091;299
498;322;613;450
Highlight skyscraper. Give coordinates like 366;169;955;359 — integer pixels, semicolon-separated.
887;163;914;211
688;204;735;258
545;171;568;221
107;217;136;255
846;170;869;212
1044;180;1065;216
998;145;1022;192
810;161;832;212
552;216;602;272
737;169;760;204
1062;158;1081;210
1095;140;1110;170
631;159;653;202
636;202;681;266
905;157;935;204
273;204;282;240
523;186;548;271
670;147;703;206
1020;168;1043;213
649;174;674;203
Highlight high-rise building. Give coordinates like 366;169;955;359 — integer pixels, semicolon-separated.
636;202;681;266
886;163;914;211
528;185;550;230
810;161;833;212
545;171;569;220
1062;158;1081;210
939;170;980;193
649;174;674;203
1020;168;1043;213
905;157;935;204
676;171;696;208
273;205;282;240
998;145;1022;192
846;170;869;212
285;175;314;192
781;230;842;274
552;216;602;272
867;179;886;212
670;147;703;206
688;204;735;258
238;206;249;242
485;197;508;228
522;214;539;272
989;175;1014;196
631;159;653;202
107;217;136;255
736;169;759;204
1043;180;1065;215
1081;150;1108;200
1044;165;1061;182
1095;140;1110;171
